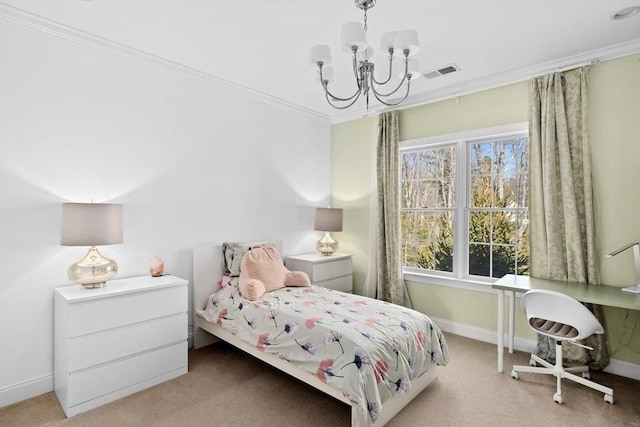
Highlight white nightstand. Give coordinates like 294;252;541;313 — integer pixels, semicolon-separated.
54;275;188;417
286;253;353;292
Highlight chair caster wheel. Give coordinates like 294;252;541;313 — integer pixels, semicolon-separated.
529;359;536;367
553;393;563;404
604;394;614;404
511;370;519;379
582;372;590;379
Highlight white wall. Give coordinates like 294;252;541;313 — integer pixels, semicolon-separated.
0;18;331;406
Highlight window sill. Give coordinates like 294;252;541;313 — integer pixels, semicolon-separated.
402;270;499;294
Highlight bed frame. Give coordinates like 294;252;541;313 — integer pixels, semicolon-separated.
193;243;440;427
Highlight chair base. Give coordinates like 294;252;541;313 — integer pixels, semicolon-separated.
511;344;614;404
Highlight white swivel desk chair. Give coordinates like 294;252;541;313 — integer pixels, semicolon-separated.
511;289;614;404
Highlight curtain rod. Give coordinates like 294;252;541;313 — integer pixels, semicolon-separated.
382;56;608;116
361;52;623;119
535;58;601;77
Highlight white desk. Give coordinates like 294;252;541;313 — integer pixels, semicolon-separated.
492;274;640;372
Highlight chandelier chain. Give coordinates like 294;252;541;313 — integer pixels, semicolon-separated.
363;8;368;33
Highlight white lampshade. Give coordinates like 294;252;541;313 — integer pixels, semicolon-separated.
341;21;367;53
61;203;123;246
314;207;343;232
394;29;420;57
408;59;421;79
316;66;335;85
399;59;421;79
309;44;332;66
380;31;397;55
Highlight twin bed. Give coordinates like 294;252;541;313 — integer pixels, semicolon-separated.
193;242;448;427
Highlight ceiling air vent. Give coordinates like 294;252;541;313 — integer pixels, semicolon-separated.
423;64;460;79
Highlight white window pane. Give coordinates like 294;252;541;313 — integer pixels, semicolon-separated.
400;127;528;278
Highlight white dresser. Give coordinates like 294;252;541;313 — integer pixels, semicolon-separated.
286;253;353;292
54;275;188;417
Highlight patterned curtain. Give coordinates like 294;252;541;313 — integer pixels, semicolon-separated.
529;66;609;369
364;111;412;307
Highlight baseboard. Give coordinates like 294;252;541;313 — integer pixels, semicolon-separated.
430;316;640;381
431;315;538;354
0;373;53;408
603;358;640;381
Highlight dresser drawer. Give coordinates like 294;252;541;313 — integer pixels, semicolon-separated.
66;341;187;408
66;285;186;338
317;275;353;292
67;313;187;372
311;258;352;282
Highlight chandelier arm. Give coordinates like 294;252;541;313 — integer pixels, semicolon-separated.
371;55;394;86
322;83;362;102
372;79;412;107
371;74;407;98
318;64;361;101
325;89;363;110
371;59;409;98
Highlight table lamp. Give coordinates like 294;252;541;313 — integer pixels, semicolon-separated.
314;207;343;256
607;242;640;294
61;203;123;288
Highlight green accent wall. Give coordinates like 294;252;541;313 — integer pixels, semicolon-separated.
331;116;377;294
399;82;528;141
589;54;640;362
331;54;640;363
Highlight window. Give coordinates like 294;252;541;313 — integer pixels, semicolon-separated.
400;123;529;281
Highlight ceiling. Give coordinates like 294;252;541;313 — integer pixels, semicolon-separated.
2;0;640;123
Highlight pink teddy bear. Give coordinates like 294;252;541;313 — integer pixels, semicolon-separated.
239;246;310;301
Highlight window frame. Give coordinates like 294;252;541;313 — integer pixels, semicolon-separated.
400;122;529;288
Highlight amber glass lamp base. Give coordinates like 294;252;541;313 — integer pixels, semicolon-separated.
68;247;118;288
316;232;338;256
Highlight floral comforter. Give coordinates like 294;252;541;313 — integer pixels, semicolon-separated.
201;279;448;426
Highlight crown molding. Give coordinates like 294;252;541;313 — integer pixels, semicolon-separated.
330;39;640;125
0;2;330;122
3;2;637;126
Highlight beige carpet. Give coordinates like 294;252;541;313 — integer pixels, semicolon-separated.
2;333;639;427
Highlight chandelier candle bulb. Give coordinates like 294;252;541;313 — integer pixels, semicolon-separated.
341;21;367;52
309;44;332;66
357;45;375;61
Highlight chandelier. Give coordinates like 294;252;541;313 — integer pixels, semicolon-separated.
309;0;420;110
